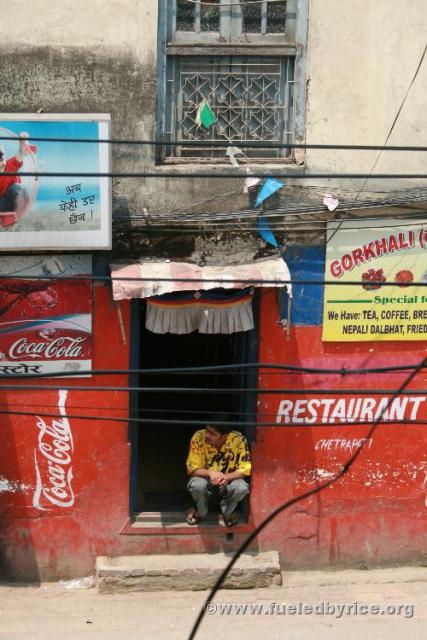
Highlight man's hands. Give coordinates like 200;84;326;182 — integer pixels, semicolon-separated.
208;470;227;486
193;469;243;487
208;471;237;488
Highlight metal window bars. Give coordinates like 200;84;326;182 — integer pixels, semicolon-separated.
164;56;295;159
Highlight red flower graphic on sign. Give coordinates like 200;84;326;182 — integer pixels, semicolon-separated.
362;268;386;290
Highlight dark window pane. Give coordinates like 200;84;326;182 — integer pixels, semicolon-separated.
243;0;262;33
177;0;195;31
267;0;287;33
201;0;220;31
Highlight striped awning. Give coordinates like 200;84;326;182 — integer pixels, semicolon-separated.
110;257;292;301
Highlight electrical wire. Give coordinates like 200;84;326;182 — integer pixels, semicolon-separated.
128;225;427;235
0;383;425;394
121;212;427;229
130;193;427;222
120;216;427;230
156;186;243;217
123;207;427;224
112;223;427;235
1;400;422;420
123;218;427;232
1;136;427;151
326;43;427;247
114;226;425;235
0;362;425;378
0;407;426;430
3;128;424;236
1;274;427;287
3;171;427;179
124;210;427;224
186;353;427;639
140;189;427;213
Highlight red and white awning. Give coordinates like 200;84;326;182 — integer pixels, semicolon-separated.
110;257;292;301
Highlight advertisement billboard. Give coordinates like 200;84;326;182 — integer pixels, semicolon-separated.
323;218;427;341
0;114;111;250
0;255;92;376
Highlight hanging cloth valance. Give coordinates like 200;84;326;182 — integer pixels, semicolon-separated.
145;288;254;335
110;257;292;300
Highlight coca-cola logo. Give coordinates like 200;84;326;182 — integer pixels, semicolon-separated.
33;390;75;510
9;336;86;360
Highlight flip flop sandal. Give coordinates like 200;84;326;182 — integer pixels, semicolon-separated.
185;508;202;525
222;512;238;528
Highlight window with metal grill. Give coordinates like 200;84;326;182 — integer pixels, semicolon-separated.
157;0;307;162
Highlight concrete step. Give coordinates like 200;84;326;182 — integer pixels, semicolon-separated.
134;511;218;524
96;552;282;593
133;511;228;526
134;511;188;523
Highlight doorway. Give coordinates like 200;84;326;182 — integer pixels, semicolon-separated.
129;297;258;515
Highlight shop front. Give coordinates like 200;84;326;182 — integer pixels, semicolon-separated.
1;246;426;580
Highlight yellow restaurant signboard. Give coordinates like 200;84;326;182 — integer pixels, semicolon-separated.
323;218;427;341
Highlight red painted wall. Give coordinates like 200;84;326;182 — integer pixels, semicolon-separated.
0;284;131;580
1;287;425;580
254;290;427;568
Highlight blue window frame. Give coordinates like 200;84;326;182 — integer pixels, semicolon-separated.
157;0;309;162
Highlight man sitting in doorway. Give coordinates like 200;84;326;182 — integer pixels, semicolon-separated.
186;417;251;527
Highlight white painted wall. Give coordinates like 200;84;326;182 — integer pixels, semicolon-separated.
0;0;158;56
305;0;427;189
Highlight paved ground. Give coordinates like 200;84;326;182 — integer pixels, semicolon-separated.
0;567;426;640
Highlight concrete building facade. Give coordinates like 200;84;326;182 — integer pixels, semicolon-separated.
0;0;426;580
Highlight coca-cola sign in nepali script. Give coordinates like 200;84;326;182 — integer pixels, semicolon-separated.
0;255;92;376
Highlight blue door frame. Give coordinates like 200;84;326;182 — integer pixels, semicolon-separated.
128;295;259;516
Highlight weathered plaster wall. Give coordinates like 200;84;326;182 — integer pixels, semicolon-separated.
0;0;247;226
1;0;424;223
0;0;160;220
305;0;427;189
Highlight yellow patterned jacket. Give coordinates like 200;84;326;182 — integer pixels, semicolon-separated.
186;429;251;477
